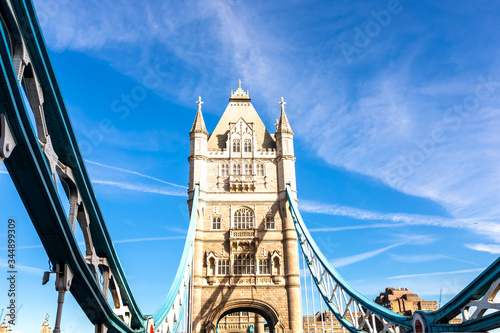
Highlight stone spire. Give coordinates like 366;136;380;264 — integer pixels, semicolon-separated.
41;313;51;333
190;96;208;134
0;318;7;333
276;97;293;135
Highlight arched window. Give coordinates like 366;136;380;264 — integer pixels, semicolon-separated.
233;164;241;175
244;139;252;152
266;216;275;230
212;216;221;230
233;139;241;152
218;259;229;275
256;164;265;176
221;164;229;176
245;164;252;175
259;259;270;275
233;208;254;229
234;254;255;274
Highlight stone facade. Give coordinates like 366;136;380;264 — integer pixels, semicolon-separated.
374;287;438;316
188;82;302;333
303;312;346;333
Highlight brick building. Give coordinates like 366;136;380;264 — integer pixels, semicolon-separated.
374;287;438;316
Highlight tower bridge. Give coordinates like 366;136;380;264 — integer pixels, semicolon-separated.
188;82;301;332
2;1;500;333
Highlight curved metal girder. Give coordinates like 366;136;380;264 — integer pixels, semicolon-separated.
287;185;500;333
153;184;199;332
286;185;412;333
0;0;145;331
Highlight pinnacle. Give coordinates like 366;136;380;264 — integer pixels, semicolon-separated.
276;97;293;135
190;96;208;134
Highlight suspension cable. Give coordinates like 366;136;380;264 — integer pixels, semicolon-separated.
310;265;317;332
302;250;311;332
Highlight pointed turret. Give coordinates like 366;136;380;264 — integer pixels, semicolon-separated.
276;97;293;135
41;313;51;333
190;96;208;134
275;96;296;192
189;96;208;192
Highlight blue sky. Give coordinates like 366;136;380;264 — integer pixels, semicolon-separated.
1;0;500;331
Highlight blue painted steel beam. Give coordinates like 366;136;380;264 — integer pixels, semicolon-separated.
286;185;412;328
5;0;145;329
287;185;500;332
0;22;137;333
0;1;146;331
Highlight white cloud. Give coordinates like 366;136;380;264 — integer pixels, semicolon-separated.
387;268;485;280
92;179;187;197
331;243;403;268
0;259;45;275
389;253;479;266
34;0;500;253
301;199;500;243
466;243;500;254
86;160;187;189
113;236;186;244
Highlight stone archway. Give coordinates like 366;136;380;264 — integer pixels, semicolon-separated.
204;299;285;333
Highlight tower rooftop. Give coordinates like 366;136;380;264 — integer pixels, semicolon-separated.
229;79;250;101
207;80;275;150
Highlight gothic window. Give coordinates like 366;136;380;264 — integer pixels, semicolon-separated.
245;164;252;175
233;164;241;175
234;254;255;275
244;139;252;152
221;164;229;176
256;164;265;176
234;208;254;229
212;216;221;230
266;216;275;230
218;259;229;275
233;139;241;152
259;259;270;274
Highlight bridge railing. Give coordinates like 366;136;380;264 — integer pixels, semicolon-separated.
153;184;199;333
287;185;500;333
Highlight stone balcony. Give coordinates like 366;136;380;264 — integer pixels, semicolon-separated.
229;228;258;252
229;174;256;192
230;229;258;239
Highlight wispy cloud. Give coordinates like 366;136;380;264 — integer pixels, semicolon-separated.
389;253;479;266
86;159;187;189
7;236;187;251
330;234;437;268
331;243;403;268
113;236;186;244
301;199;500;243
92;179;187;197
0;170;8;174
388;268;485;280
36;0;500;226
465;243;500;254
0;259;45;275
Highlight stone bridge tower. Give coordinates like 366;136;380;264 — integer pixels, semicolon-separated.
188;81;302;333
